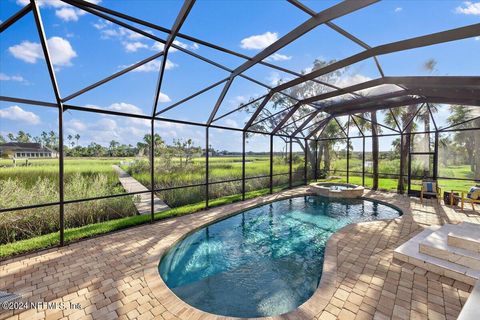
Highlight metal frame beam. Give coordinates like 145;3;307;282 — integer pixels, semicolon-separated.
272;23;480;93
152;0;195;116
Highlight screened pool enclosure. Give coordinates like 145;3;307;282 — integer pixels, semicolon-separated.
0;0;479;248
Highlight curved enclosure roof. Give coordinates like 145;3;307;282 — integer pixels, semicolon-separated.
1;0;479;140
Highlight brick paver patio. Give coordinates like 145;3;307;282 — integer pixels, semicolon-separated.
1;187;479;320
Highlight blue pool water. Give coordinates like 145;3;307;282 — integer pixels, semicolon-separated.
159;196;401;318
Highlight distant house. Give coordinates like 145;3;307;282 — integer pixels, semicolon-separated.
0;142;58;159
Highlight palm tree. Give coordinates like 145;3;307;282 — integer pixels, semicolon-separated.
74;134;80;147
143;134;164;165
109;140;120;157
246;58;347;175
384;105;419;193
448;105;480;178
67;135;73;149
350;113;381;189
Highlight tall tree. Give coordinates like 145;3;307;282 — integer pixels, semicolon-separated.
74;134;81;146
384;105;419;193
67;135;73;149
246;59;347;174
448;105;480;178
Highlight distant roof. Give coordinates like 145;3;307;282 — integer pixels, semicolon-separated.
0;142;54;152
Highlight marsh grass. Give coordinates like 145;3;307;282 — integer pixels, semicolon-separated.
1;155;476;248
0;186;284;259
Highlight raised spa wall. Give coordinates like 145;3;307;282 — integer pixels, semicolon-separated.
309;182;365;198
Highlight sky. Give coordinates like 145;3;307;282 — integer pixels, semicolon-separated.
0;0;479;152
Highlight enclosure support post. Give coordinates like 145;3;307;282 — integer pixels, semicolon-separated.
314;140;318;181
270;134;273;194
362;137;365;187
242;131;246;201
289;137;293;189
31;0;65;245
205;127;209;208
407;134;412;195
434;131;439;180
150;119;155;222
304;139;308;185
59;107;65;246
399;134;405;194
347;137;350;183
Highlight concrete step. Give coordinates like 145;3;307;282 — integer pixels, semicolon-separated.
394;226;480;286
448;222;480;253
419;224;480;269
458;280;480;320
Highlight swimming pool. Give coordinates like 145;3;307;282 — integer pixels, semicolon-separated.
159;196;401;318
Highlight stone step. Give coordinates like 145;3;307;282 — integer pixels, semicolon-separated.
419;224;480;269
448;222;480;253
394;226;480;286
458;280;480;320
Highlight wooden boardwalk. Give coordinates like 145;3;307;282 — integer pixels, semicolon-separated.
112;165;169;215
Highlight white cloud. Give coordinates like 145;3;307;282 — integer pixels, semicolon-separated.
64;105;156;146
157;93;171;103
55;7;79;21
266;53;292;61
66;119;87;131
173;40;188;49
240;31;278;50
107;102;144;114
267;72;282;85
335;74;371;88
335;73;401;97
224;119;239;128
0;73;26;82
152;40;198;53
124;59;177;72
8;37;77;66
475;36;480;40
151;42;165;52
17;0;101;21
456;1;480;15
47;37;77;66
394;7;403;12
0;105;40;124
8;41;42;63
123;41;148;52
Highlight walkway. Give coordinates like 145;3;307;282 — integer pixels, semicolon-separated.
1;188;479;320
112;165;169;215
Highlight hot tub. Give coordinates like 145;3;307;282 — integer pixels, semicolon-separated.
310;182;364;198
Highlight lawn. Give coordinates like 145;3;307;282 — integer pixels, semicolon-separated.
0;186;286;259
1;154;477;252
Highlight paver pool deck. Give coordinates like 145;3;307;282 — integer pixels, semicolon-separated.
1;187;479;320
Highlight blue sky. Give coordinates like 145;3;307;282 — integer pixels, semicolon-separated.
0;0;479;151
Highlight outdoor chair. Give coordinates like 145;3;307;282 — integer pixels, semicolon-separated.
420;179;441;204
451;185;480;211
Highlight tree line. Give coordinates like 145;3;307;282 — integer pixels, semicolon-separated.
0;131;203;160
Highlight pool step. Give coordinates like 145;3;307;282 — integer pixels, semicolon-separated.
458;280;480;320
419;224;480;269
448;222;480;253
394;224;480;286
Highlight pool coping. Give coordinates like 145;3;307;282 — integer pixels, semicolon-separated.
144;187;407;320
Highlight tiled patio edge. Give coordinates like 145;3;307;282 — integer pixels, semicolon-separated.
144;187;411;320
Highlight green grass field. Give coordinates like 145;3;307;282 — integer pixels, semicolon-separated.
1;154;478;255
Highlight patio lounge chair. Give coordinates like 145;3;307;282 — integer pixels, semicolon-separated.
451;185;480;211
420;179;441;204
